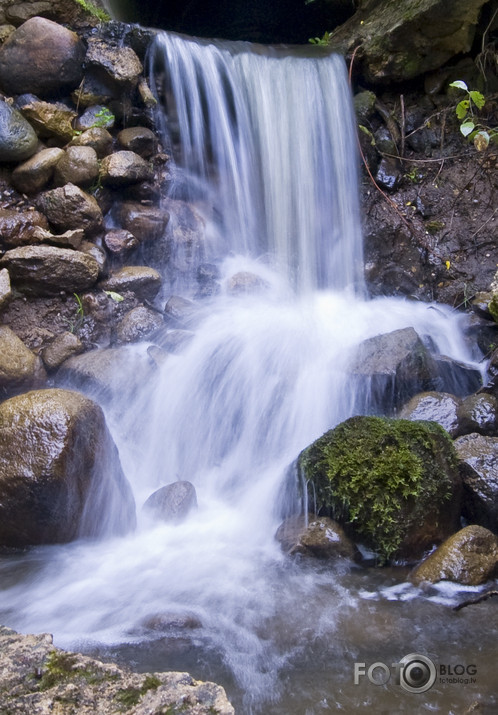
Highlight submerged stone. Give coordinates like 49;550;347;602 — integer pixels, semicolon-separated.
144;481;198;523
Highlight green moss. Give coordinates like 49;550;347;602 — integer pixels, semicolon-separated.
298;416;458;562
37;650;114;692
425;220;445;234
73;0;111;22
115;674;161;709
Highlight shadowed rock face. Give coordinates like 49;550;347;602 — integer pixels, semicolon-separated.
0;388;136;547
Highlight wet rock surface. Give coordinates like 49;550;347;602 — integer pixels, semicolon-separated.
399;391;462;437
411;525;498;586
455;433;498;532
0;97;38;162
0;388;136;547
144;481;198;523
0;626;234;715
276;514;358;561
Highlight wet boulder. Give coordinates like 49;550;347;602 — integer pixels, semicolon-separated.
0;325;37;390
57;346;156;404
0;268;11;309
433;354;482;397
457;394;498;437
11;148;65;194
103;228;139;260
0;98;38;162
411;525;498;586
144;481;198;523
41;331;84;372
115;305;163;344
298;416;462;563
117;126;157;158
0;17;85;97
116;201;169;242
0;245;99;295
68;127;113;158
349;327;437;411
0;388;136;547
454;433;498;532
99;265;162;302
276;514;358;561
53;146;99;188
227;271;269;294
85;37;142;87
164;295;197;327
399;391;462;437
36;183;103;236
0;208;49;248
100;150;154;187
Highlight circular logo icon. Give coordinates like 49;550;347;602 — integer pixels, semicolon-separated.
398;653;437;693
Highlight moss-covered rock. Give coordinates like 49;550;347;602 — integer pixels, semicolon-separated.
297;416;462;562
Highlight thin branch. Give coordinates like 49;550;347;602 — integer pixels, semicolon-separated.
453;590;498;612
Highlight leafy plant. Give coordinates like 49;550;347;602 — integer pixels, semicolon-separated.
73;0;111;23
92;107;115;129
309;31;332;46
449;80;497;150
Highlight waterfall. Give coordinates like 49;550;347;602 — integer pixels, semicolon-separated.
150;33;364;292
0;32;488;714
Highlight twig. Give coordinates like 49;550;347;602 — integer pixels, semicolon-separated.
400;94;405;158
453;590;498;611
470;207;498;240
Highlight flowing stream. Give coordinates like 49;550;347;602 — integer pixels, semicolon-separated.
0;32;496;714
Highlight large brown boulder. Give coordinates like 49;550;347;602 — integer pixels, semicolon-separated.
411;525;498;586
329;0;489;83
0;17;85;97
0;244;99;295
0;388;136;547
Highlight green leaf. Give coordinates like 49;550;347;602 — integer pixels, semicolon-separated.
474;131;490;151
449;80;468;91
104;290;124;303
455;100;469;119
469;91;485;109
460;121;475;137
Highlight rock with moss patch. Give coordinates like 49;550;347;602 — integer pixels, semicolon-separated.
0;626;234;714
16;94;77;144
0;388;136;547
411;525;498;586
297;416;462;562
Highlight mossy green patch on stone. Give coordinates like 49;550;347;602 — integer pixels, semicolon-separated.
73;0;111;22
298;416;459;562
115;674;161;709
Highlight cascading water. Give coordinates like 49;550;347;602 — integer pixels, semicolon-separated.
0;31;496;715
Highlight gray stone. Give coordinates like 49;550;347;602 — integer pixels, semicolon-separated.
144;481;198;523
0;627;234;715
74;104;115;132
5;2;52;24
0;17;85;97
68;126;113;158
54;146;99;188
0;98;38;162
276;514;358;561
57;346;157;405
116;306;163;344
0;325;36;389
0;388;135;546
164;295;197;327
353;90;377;121
117;201;169;242
458;394;498;437
0;245;99;295
399;391;462;437
80;240;107;276
99;265;162;302
11;147;65;194
228;271;269;294
0;209;49;248
41;331;84;371
455;433;498;532
86;36;143;86
349;327;438;410
375;158;402;190
117;126;157;158
30;226;85;250
411;525;498;586
36;183;103;236
0;267;11;309
100;150;154;187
